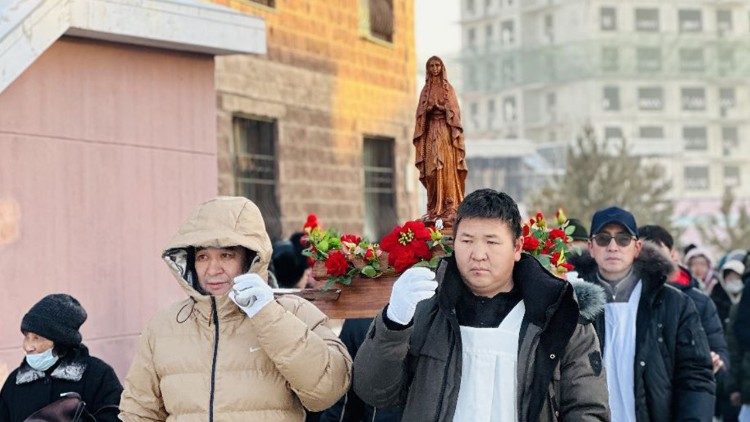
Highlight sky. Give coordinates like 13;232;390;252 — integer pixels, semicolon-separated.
415;0;461;67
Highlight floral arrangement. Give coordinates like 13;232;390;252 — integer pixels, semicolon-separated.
301;214;451;289
522;209;575;278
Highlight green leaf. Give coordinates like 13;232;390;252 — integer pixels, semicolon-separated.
564;225;576;235
361;266;377;278
536;254;551;269
318;240;330;252
412;260;431;268
324;278;335;290
428;255;442;268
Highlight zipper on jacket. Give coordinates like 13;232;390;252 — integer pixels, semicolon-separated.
209;297;220;422
435;309;458;421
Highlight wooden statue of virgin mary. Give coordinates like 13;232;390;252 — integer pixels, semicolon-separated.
413;56;467;224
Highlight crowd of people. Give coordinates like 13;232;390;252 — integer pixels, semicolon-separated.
1;191;749;422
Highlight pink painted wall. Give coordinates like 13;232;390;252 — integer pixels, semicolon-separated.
0;37;217;382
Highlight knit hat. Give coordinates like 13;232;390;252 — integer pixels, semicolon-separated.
566;218;589;241
21;294;87;346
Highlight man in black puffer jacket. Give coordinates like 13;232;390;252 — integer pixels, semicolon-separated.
569;207;715;422
639;224;729;375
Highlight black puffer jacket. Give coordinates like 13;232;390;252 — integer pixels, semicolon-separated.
670;265;730;374
0;346;122;422
569;244;715;422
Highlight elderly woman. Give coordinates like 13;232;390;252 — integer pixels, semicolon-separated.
0;294;122;421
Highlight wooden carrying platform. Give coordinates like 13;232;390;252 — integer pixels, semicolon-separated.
274;276;396;319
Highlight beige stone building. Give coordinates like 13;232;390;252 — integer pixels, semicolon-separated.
214;0;419;241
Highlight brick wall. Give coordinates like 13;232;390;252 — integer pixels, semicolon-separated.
214;0;418;238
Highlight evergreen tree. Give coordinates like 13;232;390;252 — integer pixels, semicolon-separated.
531;125;673;230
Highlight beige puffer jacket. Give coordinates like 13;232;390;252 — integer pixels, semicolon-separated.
119;197;352;421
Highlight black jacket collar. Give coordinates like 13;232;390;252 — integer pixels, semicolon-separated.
436;253;573;325
15;347;89;385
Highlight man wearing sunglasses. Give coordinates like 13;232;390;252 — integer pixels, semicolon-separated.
569;206;715;422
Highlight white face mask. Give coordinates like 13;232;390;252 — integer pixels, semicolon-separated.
26;348;59;372
725;280;744;295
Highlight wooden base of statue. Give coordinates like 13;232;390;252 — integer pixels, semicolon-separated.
274;276;396;319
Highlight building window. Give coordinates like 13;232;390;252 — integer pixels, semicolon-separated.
680;48;705;72
679;9;702;33
639;126;664;139
638;87;664;111
502;58;516;84
470;102;479;129
684;166;709;190
546;92;556;120
544;14;554;43
501;20;515;45
487;99;495;130
682;87;706;111
468;28;477;47
722;126;739;156
725;165;741;187
233;116;281;241
465;64;478;91
601;47;619;72
683;126;708;150
485;61;496;90
635;8;660;32
363;0;394;43
603;86;620;111
637;47;661;72
720;87;736;117
503;97;517;123
718;47;735;76
600;7;617;31
465;0;475;13
604;127;624;142
717;10;732;35
485;24;494;43
248;0;275;7
363;137;397;240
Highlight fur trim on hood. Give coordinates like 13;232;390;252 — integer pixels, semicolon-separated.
568;242;675;294
569;279;606;323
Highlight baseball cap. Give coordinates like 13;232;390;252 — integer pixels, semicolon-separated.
590;206;638;237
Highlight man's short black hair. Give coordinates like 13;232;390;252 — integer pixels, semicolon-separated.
638;225;674;250
455;189;522;238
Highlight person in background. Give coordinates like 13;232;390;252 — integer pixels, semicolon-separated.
566;218;589;253
273;231;314;289
714;258;747;325
638;225;728;374
0;294;122;421
685;247;721;293
725;259;748;422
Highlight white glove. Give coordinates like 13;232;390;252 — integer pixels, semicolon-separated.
229;273;274;318
386;267;438;325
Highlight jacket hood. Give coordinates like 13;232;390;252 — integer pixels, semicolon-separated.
568;242;675;295
162;197;273;306
684;246;713;267
436;253;605;325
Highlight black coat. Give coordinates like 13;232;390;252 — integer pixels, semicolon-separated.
0;346;122;422
319;318;402;422
669;266;730;374
570;244;716;422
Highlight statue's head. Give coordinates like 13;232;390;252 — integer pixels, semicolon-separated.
426;56;445;79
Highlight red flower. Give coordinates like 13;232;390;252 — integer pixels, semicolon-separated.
549;228;566;242
303;214;319;231
536;212;544;221
529;218;536;226
561;263;574;271
381;220;432;273
523;225;530;236
325;250;349;277
364;248;377;262
541;239;554;254
341;234;361;245
551;251;562;265
522;236;539;252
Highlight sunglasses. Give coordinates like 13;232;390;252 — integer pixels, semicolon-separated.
592;233;635;247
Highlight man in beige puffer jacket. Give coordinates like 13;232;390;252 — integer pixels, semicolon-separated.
119;197;352;421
